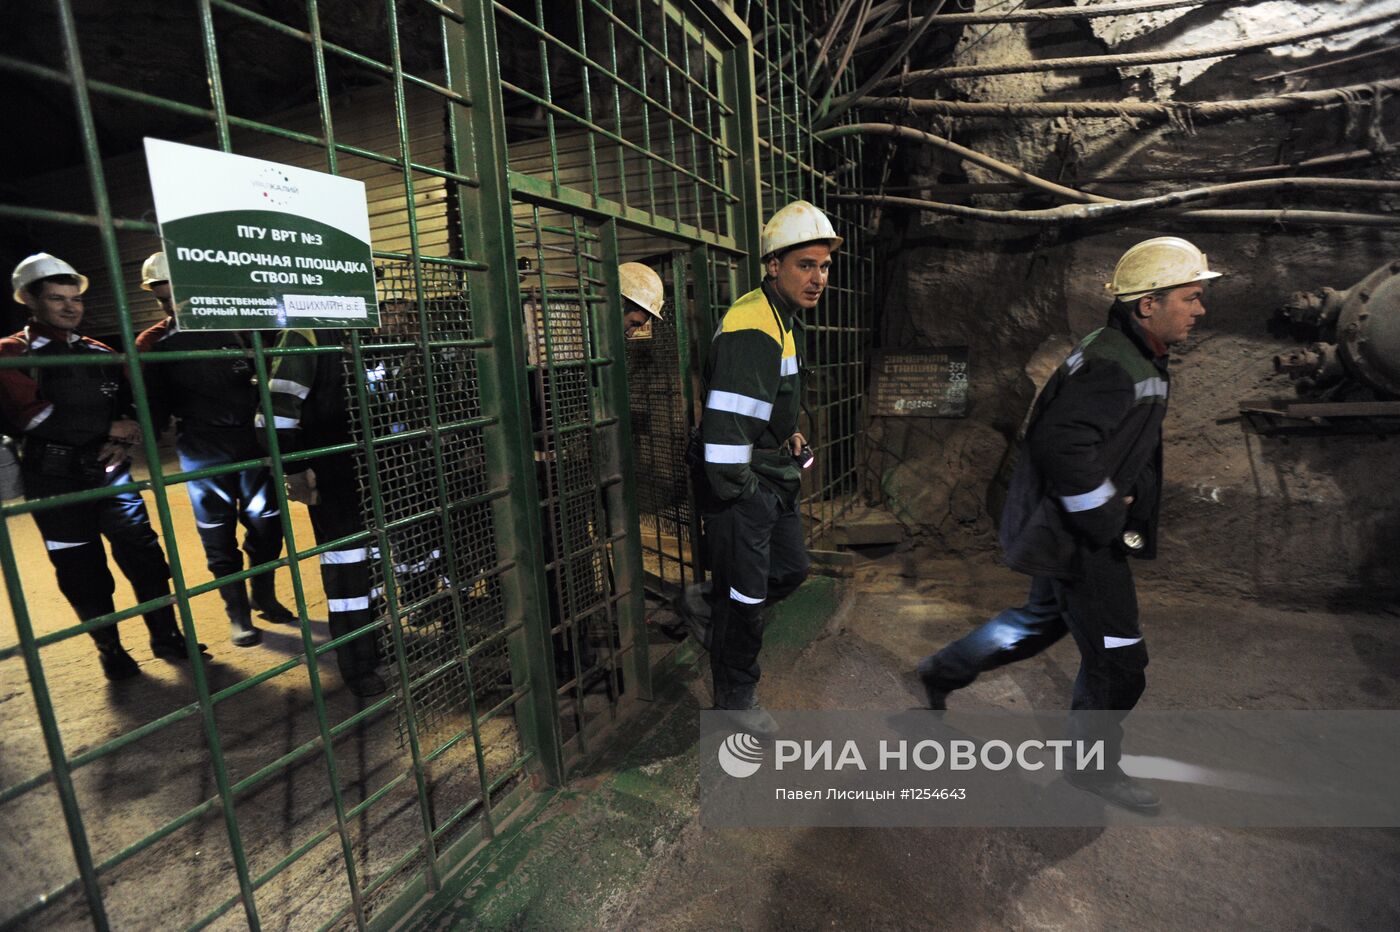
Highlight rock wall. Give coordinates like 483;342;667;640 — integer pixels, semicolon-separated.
866;0;1400;606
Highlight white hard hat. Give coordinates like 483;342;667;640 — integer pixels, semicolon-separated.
140;251;170;290
619;262;664;320
1107;236;1221;302
11;253;89;304
760;200;842;259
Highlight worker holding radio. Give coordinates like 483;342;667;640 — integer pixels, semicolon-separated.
695;200;836;736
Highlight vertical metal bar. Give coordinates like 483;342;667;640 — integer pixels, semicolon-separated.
676;6;705;234
535;0;563;200
720;23;763;293
429;16;502;845
563;215;621;710
529;209;592;754
357;0;476;888
632;0;660;223
0;516;108;927
596;219;651;701
143;3;265;927
574;0;602;210
603;0;630;215
249;4;390;924
448;0;565;786
655;3;684;227
671;247;704;587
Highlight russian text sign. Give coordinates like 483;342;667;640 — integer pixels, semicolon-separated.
144;138;379;331
870;348;969;417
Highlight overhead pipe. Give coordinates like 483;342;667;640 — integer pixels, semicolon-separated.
850;76;1400;121
816;0;952;129
819;0;876;110
830;191;1400;226
819;122;1113;203
854;6;1400;95
817;124;1400;226
809;0;858;81
855;0;1237;50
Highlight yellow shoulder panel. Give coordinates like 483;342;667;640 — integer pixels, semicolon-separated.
718;287;783;344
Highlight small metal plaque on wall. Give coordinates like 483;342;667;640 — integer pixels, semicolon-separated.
870;347;969;417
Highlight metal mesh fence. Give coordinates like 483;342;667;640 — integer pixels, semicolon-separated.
515;210;631;761
742;0;872;542
0;0;872;927
626;250;702;600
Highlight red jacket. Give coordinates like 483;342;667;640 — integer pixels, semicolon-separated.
0;322;128;446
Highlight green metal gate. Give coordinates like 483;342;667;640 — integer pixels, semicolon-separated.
0;1;869;928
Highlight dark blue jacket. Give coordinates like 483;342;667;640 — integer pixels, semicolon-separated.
1000;304;1169;580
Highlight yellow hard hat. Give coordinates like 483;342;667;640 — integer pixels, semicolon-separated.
140;251;170;290
11;253;89;304
619;262;664;320
760;200;842;258
1107;236;1221;302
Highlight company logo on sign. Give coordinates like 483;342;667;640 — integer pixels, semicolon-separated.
717;733;764;778
252;166;301;207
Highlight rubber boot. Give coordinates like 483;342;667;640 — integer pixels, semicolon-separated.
250;572;296;623
148;607;206;660
221;581;261;647
915;655;954;711
98;644;140;681
714;682;778;738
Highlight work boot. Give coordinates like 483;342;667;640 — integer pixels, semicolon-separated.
915;655;954;711
150;632;207;660
1066;772;1161;814
346;671;388;699
714;683;778;739
250;574;296;624
98;645;140;681
220;582;261;647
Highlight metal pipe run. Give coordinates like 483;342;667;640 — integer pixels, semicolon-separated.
857;5;1400;93
855;0;1238;50
819;122;1400;226
833;192;1400;227
819;123;1113;203
852;76;1400;120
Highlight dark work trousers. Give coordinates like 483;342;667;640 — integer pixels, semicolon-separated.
705;480;811;706
305;460;379;680
177;427;283;596
25;463;180;650
926;546;1147;775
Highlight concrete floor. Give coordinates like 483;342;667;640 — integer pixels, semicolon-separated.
623;554;1400;930
422;550;1400;931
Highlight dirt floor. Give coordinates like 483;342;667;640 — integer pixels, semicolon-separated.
0;444;525;930
602;550;1400;931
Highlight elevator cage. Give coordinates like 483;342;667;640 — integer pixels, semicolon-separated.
0;1;870;928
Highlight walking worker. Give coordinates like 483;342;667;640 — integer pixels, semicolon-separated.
135;251;294;648
699;200;837;735
915;236;1221;813
619;262;665;338
1;253;199;680
260;327;385;699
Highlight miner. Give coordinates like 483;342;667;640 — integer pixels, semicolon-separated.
1;253;199;680
697;200;837;735
914;236;1220;813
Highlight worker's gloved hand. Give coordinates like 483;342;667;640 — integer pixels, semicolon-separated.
98;418;141;472
285;468;320;505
